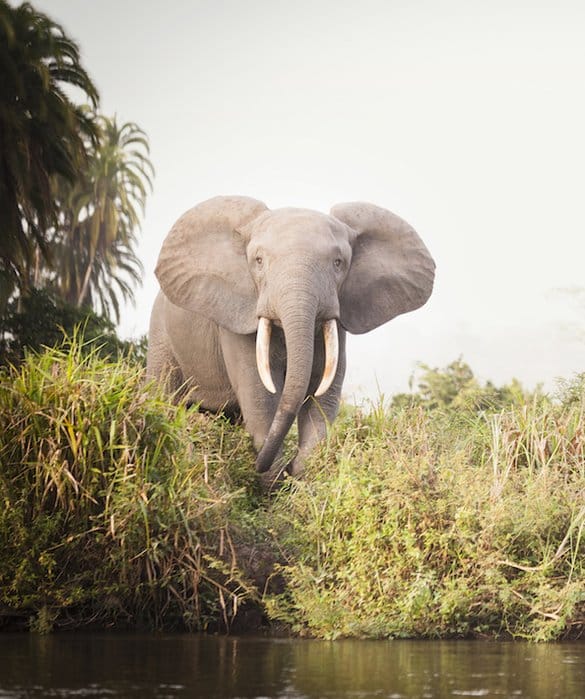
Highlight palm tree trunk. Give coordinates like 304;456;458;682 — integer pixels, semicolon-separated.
77;247;96;307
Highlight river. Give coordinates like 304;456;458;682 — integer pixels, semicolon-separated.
1;634;584;698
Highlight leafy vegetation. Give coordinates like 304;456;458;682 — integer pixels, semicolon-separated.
0;289;146;366
0;0;99;305
392;358;528;413
0;342;583;641
43;116;154;321
268;369;585;641
0;1;153;327
0;337;261;632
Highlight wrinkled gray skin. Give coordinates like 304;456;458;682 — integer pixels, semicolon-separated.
147;196;435;478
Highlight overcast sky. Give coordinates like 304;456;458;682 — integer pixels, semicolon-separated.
36;0;585;400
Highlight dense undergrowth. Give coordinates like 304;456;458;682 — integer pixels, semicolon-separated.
269;392;585;641
0;339;262;632
0;341;584;640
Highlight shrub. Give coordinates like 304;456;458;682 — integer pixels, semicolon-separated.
0;289;146;366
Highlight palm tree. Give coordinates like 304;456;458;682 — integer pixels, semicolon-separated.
48;115;154;322
0;0;99;308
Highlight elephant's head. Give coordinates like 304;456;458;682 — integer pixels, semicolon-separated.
155;195;435;472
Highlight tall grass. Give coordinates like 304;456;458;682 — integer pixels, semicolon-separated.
1;337;584;640
266;385;585;641
0;337;262;632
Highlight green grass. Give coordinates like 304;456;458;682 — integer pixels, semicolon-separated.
0;336;262;632
0;338;584;640
266;389;585;641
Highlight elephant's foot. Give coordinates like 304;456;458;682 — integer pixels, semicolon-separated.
286;453;307;477
257;463;290;493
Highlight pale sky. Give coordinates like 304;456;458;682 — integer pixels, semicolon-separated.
36;0;585;400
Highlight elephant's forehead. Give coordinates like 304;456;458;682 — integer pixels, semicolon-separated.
257;208;339;242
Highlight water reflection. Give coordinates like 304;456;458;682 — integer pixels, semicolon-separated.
0;634;584;698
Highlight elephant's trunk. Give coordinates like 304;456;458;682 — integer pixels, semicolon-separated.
255;293;320;473
256;317;339;398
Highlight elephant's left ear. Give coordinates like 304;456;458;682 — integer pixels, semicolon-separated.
331;202;435;334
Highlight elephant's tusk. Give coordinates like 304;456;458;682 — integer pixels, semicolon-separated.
315;319;339;397
256;317;276;393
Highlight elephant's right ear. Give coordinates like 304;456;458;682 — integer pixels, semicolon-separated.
155;196;268;334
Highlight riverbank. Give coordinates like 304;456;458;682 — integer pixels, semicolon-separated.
1;341;584;640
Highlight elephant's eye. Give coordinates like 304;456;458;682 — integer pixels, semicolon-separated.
255;256;263;267
334;258;343;270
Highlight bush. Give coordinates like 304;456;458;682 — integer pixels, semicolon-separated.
392;358;530;413
0;289;146;366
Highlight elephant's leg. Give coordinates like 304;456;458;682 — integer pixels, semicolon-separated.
218;327;286;475
146;334;184;398
146;296;184;399
290;329;347;476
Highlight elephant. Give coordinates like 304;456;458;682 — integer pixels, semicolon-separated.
147;195;435;477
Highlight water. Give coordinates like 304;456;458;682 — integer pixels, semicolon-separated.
0;634;584;698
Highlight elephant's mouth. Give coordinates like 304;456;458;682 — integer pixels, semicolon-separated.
256;317;339;397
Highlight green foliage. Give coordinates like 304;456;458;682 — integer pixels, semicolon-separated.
267;377;585;641
1;341;584;641
0;2;152;322
45;115;154;321
0;288;146;366
0;336;261;632
393;358;530;413
0;0;99;306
